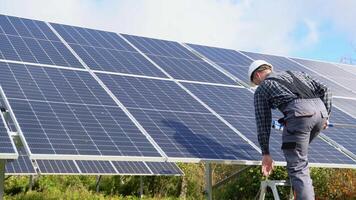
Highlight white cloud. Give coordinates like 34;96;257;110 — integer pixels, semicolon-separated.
1;0;356;57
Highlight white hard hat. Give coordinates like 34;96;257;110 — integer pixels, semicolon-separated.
248;60;273;86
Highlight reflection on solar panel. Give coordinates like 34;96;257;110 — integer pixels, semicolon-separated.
5;147;36;175
97;73;260;162
123;35;236;85
145;162;183;176
50;23;167;78
0;61;162;159
291;58;356;94
0;15;82;68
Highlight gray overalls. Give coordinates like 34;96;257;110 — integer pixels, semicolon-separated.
268;71;329;200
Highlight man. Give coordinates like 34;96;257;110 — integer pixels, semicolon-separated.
248;60;331;200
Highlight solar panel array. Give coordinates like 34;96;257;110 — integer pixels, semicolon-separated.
0;14;355;171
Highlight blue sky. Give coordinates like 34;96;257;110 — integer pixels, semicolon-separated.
1;0;356;64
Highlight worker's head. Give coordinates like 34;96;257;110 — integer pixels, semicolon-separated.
248;60;273;86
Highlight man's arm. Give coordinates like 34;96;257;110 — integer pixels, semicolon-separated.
254;87;272;155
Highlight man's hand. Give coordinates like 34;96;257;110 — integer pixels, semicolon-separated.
262;154;274;177
322;119;329;130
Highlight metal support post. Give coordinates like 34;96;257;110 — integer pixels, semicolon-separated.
139;176;143;199
95;175;102;193
29;175;34;191
0;160;6;200
205;162;212;200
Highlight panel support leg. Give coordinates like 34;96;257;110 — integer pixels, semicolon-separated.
95;175;102;193
29;175;34;191
0;160;6;200
205;162;212;200
139;176;143;199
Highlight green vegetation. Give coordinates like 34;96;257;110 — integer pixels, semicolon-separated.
3;163;356;199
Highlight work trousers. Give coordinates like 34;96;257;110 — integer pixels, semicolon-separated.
281;98;328;200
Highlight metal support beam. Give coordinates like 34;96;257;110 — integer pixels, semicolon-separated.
139;176;143;199
95;175;102;193
212;166;251;189
205;163;212;200
0;160;6;200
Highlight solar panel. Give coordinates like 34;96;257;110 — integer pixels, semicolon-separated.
145;162;183;176
5;147;36;175
97;73;260;162
0;15;82;68
111;161;151;175
333;98;356;119
182;83;355;165
319;107;356;157
50;23;167;78
76;160;116;174
36;160;79;174
0;61;162;160
122;35;236;85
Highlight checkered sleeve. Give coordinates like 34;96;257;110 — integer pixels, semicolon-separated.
254;86;272;155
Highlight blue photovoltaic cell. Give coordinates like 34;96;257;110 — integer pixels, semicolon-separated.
333;98;356;119
76;160;116;174
322;107;356;156
50;23;167;78
145;162;183;175
96;74;209;113
188;44;252;66
0;15;82;68
123;34;236;85
129;108;260;160
148;55;236;84
0;61;161;158
123;34;199;59
5;147;36;175
182;83;255;117
241;51;356;98
97;73;260;161
36;160;79;174
187;44;252;83
112;161;152;175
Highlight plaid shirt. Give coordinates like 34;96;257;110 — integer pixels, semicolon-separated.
254;71;332;155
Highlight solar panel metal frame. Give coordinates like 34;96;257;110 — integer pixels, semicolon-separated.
0;89;18;160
